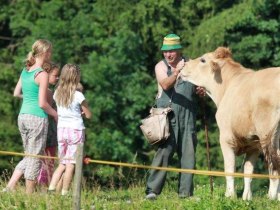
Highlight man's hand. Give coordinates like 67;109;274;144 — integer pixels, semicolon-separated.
176;59;185;72
196;86;206;97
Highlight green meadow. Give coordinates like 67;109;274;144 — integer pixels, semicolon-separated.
0;179;278;210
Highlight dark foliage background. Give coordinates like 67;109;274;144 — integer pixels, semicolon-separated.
1;0;279;189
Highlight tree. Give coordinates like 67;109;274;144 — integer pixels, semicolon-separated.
0;0;276;189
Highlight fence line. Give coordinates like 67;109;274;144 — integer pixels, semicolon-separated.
0;150;280;179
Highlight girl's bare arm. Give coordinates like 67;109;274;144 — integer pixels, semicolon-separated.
81;100;92;119
36;71;58;121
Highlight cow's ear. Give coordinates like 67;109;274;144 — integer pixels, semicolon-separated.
210;61;220;72
214;47;232;59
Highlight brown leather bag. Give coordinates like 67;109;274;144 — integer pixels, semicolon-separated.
140;107;172;145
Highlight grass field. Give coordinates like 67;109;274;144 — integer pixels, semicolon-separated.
0;179;279;210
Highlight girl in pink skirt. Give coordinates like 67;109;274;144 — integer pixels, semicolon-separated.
48;64;91;196
37;62;60;186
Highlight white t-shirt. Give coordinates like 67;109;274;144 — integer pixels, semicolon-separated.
54;90;85;130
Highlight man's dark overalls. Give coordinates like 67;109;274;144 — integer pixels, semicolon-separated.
146;59;198;197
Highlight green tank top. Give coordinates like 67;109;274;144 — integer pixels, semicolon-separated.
19;67;47;118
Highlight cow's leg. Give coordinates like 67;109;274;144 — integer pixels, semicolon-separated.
268;167;279;200
220;139;236;198
274;127;280;201
278;148;280;200
267;128;280;200
242;151;259;200
277;177;280;200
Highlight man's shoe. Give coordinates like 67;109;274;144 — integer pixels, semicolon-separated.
178;194;187;199
146;192;157;200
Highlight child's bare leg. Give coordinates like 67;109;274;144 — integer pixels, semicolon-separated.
26;179;36;194
48;164;66;190
61;163;75;195
56;173;64;193
6;169;23;191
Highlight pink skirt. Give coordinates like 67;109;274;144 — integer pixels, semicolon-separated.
37;146;56;185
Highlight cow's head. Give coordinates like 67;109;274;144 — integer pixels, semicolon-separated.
181;47;232;87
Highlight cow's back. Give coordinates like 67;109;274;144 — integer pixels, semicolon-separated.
216;67;280;146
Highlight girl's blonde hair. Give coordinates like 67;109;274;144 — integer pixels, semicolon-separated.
42;61;60;73
55;64;80;108
25;39;52;69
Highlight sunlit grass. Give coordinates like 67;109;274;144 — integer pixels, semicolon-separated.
0;178;278;210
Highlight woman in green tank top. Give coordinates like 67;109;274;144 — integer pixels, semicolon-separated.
3;39;58;194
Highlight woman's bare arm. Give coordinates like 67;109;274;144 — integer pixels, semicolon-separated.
13;78;23;98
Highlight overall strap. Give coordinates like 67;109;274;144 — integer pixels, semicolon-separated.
163;57;188;75
162;58;180;106
159;57;189;107
163;59;172;76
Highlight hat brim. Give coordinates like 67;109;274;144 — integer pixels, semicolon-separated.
161;44;182;51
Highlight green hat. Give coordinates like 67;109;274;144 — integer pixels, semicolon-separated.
161;33;182;51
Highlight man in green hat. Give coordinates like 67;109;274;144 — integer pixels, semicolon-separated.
145;33;202;199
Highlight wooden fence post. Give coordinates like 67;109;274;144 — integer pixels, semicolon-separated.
73;143;84;210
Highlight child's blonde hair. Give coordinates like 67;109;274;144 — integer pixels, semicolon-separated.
55;64;80;108
25;39;52;69
43;62;60;73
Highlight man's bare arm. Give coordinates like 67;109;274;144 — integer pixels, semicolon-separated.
155;61;179;90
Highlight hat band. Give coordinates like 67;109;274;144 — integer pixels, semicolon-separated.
163;39;181;45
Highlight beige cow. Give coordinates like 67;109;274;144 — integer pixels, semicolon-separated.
180;47;280;200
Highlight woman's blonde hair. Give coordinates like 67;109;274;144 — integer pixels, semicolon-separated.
25;39;52;69
55;64;80;108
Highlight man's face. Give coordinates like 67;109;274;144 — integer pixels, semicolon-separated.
163;50;181;65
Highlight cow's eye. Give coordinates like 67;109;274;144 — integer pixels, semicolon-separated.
200;57;206;63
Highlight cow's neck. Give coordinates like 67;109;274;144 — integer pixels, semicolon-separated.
205;83;224;107
207;64;252;108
